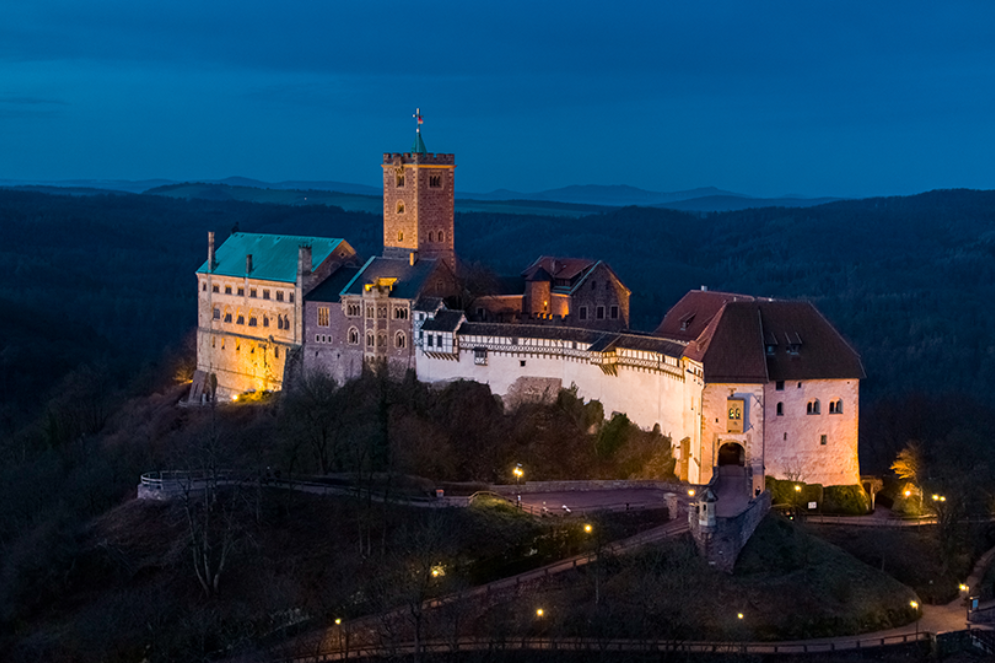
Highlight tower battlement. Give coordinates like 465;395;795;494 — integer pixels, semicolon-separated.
383;152;456;166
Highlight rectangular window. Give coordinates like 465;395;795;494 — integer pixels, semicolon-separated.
820;434;828;446
579;307;588;320
317;307;330;327
289;293;295;303
596;306;605;319
250;288;257;298
237;287;245;296
427;335;434;347
276;291;284;302
610;306;619;319
275;347;279;358
202;283;206;292
263;289;270;300
225;285;232;295
474;347;487;365
213;307;220;319
212;284;219;293
775;381;784;391
248;317;257;327
367;307;374;319
520;360;526;367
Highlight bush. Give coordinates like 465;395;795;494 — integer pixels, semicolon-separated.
822;484;871;515
765;477;823;508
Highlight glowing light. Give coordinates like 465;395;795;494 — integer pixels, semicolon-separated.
335;618;342;625
904;490;912;497
688;489;696;497
960;584;969;592
231;394;239;401
794;485;802;492
910;600;919;610
536;608;544;617
584;524;592;533
431;564;445;578
737;612;744;620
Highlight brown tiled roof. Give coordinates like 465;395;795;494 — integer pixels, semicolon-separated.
522;256;595;282
654;289;756;341
682;298;864;383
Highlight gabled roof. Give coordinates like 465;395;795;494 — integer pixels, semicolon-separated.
340;257;441;300
414;296;444;313
455;323;685;358
655;289;756;342
680;297;864;383
304;266;361;303
523;256;595;282
421;310;465;333
197;232;348;283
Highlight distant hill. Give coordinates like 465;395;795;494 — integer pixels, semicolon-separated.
657;194;844;212
460;184;746;207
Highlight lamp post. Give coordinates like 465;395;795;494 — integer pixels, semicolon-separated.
910;600;919;641
513;463;524;486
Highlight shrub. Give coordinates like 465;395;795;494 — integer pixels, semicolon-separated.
822;484;871;515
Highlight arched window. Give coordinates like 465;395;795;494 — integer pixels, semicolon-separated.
395;332;406;348
397;201;405;214
397;231;403;242
396;172;405;187
348;327;359;345
428;231;434;242
806;399;821;415
377;333;386;347
438;230;445;242
366;333;374;348
776;402;783;416
829;399;843;414
236;314;245;325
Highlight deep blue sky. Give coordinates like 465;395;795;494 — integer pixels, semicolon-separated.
3;1;995;197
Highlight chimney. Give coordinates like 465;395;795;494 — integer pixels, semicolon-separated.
298;245;312;278
701;285;708;292
246;254;253;274
208;231;216;271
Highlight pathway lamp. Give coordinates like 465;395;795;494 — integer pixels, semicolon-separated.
910;600;920;640
513;464;524;485
688;488;696;497
584;523;592;534
536;608;544;618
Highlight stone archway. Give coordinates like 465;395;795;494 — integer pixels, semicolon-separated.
718;442;745;466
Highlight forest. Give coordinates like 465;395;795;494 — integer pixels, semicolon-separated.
4;186;995;660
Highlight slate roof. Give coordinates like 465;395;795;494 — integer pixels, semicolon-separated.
681;298;864;383
421;310;465;332
304;266;361;303
413;296;444;312
340;257;441;299
197;232;348;283
523;256;595;282
654;289;756;342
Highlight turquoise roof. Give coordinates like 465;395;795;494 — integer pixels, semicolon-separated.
412;131;427;154
196;232;346;283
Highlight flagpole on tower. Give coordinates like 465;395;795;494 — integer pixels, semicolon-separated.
413;108;423;133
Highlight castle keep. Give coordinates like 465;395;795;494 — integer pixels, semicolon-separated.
191;123;864;489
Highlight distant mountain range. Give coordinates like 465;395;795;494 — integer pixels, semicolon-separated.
0;177;844;213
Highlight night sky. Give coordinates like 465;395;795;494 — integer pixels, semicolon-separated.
3;1;995;197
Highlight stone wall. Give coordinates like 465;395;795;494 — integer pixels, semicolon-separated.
689;489;771;573
490;479;687;495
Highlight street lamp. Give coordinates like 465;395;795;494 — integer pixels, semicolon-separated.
910;600;919;641
688;488;696;498
584;523;592;534
513;464;524;485
536;608;544;618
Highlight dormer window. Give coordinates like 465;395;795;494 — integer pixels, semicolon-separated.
785;332;803;355
680;313;695;332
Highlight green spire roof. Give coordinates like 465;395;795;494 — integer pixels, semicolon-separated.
412;131;427;154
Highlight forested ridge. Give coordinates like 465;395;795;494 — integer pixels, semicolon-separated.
4;186;995;660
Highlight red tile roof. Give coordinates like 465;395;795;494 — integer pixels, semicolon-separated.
654;289;756;341
522;256;596;282
666;292;864;383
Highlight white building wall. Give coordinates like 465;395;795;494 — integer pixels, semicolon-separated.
697;383;766;491
416;342;701;447
763;379;860;486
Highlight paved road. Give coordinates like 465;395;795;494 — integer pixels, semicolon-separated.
514;488;677;515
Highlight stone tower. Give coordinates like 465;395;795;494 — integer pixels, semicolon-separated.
381;125;456;272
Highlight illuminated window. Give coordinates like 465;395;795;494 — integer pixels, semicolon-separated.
317;307;330;327
398;231;403;242
348;327;359;344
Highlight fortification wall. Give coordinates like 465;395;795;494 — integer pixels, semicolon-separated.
689;490;771;573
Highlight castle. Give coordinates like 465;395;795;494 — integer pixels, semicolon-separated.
190;124;864;489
